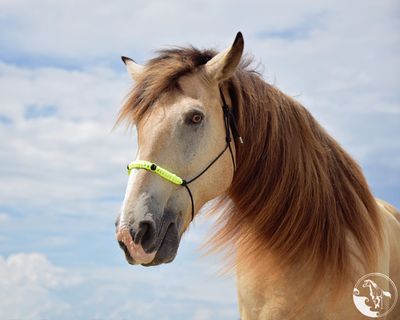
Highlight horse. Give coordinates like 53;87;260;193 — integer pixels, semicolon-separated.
363;279;392;310
114;32;400;319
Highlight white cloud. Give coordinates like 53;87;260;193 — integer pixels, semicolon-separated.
0;252;80;288
0;253;81;320
0;252;238;320
0;0;337;63
0;62;134;213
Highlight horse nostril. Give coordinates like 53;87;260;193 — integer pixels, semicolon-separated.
140;221;156;250
129;221;156;252
135;222;148;245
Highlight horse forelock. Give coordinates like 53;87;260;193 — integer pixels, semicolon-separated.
117;47;218;126
116;47;257;126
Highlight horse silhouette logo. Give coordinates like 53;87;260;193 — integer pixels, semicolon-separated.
353;273;398;318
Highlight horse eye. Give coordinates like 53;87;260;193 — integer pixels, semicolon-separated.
188;112;204;125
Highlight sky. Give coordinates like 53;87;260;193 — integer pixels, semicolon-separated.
0;0;399;319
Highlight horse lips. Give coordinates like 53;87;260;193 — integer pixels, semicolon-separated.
116;227;156;264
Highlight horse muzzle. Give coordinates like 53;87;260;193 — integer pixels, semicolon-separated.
115;210;181;266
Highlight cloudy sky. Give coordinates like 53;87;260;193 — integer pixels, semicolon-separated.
0;0;399;319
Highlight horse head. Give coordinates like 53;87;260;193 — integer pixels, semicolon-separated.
115;33;244;266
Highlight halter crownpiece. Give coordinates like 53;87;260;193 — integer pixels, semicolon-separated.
126;88;243;221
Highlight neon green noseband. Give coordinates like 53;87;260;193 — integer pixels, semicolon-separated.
127;160;184;185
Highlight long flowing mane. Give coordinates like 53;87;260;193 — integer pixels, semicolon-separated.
214;65;383;291
117;47;383;293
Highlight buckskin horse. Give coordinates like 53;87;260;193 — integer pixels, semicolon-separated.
114;32;400;319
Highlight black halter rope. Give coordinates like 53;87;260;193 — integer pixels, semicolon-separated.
181;87;243;221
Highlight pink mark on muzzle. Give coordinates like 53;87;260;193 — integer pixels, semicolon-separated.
116;227;156;264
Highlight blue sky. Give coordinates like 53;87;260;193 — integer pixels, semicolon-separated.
0;0;399;319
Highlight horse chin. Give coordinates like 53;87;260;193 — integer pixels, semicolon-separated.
120;223;180;266
141;254;176;266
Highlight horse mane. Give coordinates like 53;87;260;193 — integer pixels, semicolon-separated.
215;62;383;294
117;47;383;294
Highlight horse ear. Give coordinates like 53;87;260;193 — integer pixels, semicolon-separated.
205;32;244;83
121;56;144;81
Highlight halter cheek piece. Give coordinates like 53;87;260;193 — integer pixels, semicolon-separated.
127;88;243;221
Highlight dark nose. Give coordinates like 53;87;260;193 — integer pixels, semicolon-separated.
129;220;156;253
